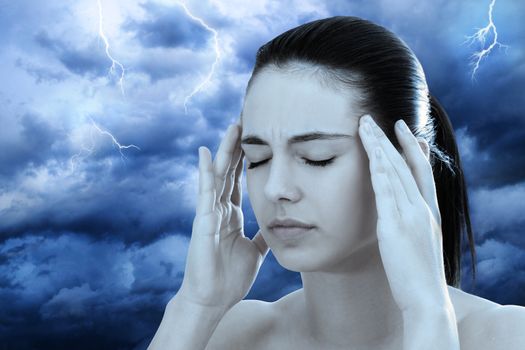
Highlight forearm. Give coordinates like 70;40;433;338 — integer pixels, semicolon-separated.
403;301;460;350
147;294;229;350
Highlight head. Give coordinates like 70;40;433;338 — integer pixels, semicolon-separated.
240;16;476;287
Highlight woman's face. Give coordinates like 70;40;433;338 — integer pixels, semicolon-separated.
241;68;378;272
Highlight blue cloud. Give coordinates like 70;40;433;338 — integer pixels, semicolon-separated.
34;31;108;78
1;0;524;348
124;2;210;50
15;58;69;84
0;112;61;177
0;232;298;348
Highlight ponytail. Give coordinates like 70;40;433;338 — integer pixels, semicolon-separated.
429;94;477;288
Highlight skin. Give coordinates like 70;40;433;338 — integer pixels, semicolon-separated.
240;67;453;348
149;64;525;350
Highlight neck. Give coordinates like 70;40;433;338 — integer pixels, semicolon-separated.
298;239;404;348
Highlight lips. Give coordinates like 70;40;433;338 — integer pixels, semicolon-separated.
269;225;315;240
268;217;316;230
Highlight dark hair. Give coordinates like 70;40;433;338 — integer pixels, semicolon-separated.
244;16;476;288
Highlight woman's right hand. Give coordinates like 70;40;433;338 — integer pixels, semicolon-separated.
176;122;269;311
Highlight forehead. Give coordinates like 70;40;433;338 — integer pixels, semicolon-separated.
241;69;362;140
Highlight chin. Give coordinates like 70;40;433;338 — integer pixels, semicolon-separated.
271;247;338;273
272;238;377;274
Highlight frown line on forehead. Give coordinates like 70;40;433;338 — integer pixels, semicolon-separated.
241;132;354;146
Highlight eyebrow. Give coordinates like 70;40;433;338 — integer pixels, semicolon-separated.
241;132;353;146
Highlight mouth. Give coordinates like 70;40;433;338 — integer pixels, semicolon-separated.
270;226;315;240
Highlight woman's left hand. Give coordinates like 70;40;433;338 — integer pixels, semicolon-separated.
358;114;451;313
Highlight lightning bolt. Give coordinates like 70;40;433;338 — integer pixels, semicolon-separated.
463;0;509;81
90;118;141;159
97;0;126;95
71;1;218;169
175;1;221;114
69;118;140;171
68;1;138;170
69;128;96;171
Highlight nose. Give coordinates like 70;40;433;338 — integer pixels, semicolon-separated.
263;155;301;203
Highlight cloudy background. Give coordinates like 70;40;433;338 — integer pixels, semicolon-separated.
0;0;523;348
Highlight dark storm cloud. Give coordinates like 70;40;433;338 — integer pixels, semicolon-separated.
0;112;61;178
460;182;525;304
15;58;69;84
226;27;267;71
124;2;210;50
322;0;525;189
0;232;298;349
462;238;525;305
132;52;207;82
433;69;525;189
0;233;188;348
1;0;525;349
399;5;525;189
462;119;525;187
190;78;246;126
1;65;244;241
0;83;242;242
34;31;108;78
121;1;236;82
0;154;195;243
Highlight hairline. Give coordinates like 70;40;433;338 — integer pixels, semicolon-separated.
241;60;369;126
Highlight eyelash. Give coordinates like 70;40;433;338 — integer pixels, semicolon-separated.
247;157;336;169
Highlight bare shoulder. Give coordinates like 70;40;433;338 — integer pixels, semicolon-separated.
449;286;525;349
206;299;276;350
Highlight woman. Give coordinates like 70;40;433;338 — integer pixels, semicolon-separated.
149;16;525;349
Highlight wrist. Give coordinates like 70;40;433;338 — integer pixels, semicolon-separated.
169;293;232;319
402;288;454;314
402;301;456;325
148;294;232;350
402;300;460;350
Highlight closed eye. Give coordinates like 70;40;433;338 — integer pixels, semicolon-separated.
247;157;336;169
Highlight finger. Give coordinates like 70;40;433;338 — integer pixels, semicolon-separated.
196;146;216;217
236;116;242;128
221;132;242;204
367;146;399;231
251;229;269;257
359;118;410;211
359;119;399;223
231;148;244;207
213;124;240;205
231;120;244;206
362;115;421;205
394;119;441;222
376;145;411;215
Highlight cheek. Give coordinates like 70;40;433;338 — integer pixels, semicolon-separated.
246;171;261;199
323;167;369;220
246;173;256;207
246;172;265;220
318;153;375;238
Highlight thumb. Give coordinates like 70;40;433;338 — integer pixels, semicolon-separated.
251;229;269;257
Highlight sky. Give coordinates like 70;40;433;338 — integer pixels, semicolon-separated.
0;0;524;348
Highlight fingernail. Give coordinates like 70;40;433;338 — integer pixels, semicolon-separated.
362;114;373;123
364;123;373;135
396;119;410;134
